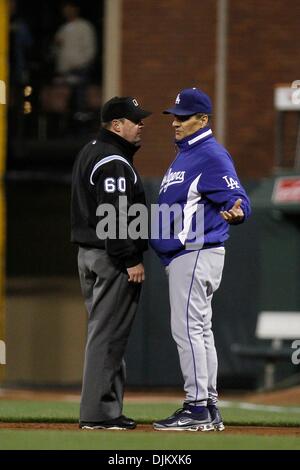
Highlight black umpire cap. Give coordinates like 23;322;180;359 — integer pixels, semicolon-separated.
101;96;152;124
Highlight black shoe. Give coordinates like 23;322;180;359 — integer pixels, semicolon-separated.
79;415;136;430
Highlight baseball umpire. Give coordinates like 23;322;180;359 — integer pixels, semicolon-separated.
71;96;151;429
151;87;251;432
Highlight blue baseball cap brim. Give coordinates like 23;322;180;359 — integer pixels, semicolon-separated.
163;106;197;116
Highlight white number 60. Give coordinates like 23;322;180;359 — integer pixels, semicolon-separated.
104;177;126;193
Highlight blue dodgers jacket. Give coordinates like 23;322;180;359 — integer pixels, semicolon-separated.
150;126;251;266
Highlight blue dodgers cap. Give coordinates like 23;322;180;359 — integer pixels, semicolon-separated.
163;87;212;115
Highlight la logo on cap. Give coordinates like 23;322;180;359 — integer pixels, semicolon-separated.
175;94;180;104
132;99;139;107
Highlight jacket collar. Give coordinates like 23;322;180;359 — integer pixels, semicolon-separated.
176;126;213;151
97;128;139;161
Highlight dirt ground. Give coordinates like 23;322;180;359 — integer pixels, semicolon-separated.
242;386;300;406
0;386;299;435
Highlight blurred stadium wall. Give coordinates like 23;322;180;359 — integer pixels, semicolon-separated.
120;0;300;179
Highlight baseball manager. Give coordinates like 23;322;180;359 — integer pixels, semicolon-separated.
151;87;251;432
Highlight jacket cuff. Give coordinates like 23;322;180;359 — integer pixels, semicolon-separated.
124;254;143;268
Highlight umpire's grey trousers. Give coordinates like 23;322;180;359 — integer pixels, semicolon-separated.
167;248;225;406
78;247;141;422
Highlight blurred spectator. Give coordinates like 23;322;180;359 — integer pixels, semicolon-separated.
9;0;33;86
40;84;71;114
85;84;102;111
9;0;34;142
53;0;97;113
38;84;72;139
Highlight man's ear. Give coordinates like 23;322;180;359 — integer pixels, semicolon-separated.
112;119;121;132
201;114;209;127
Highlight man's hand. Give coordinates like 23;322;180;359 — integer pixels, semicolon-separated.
220;198;244;224
127;263;145;283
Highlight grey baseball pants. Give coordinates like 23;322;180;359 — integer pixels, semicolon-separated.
167;248;225;406
78;247;141;422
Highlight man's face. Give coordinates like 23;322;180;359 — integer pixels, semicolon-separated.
118;118;144;146
172;114;207;141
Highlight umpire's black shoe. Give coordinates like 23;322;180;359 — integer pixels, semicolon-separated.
80;415;136;430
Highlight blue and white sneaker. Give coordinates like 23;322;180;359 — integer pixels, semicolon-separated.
207;404;225;431
153;407;214;432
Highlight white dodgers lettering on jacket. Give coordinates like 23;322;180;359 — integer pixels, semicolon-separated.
159;168;186;194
